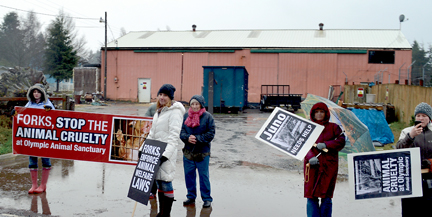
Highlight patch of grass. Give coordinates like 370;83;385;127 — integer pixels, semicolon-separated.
382;121;409;150
0;127;12;155
0;135;12;155
295;109;306;119
0;115;13;155
0;115;12;128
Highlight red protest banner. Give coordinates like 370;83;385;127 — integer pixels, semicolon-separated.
12;107;152;165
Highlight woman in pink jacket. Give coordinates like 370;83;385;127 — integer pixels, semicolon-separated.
303;102;345;217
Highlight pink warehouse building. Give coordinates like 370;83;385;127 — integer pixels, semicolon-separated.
101;25;412;104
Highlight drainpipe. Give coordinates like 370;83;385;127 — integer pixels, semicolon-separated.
181;53;184;100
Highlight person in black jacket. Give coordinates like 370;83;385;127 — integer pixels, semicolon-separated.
180;95;216;208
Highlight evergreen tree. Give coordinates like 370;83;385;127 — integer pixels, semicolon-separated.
0;12;25;67
411;40;432;86
0;11;46;68
44;14;78;92
429;45;432;86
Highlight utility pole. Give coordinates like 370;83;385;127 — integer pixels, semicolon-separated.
100;12;108;99
104;12;107;99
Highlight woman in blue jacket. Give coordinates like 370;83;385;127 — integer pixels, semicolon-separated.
17;84;55;194
180;95;215;208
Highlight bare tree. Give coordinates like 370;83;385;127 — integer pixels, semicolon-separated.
87;49;101;64
120;27;127;37
56;10;90;65
21;11;46;70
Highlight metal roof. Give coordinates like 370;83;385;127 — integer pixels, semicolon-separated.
107;29;412;49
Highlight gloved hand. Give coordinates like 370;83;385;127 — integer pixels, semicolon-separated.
43;105;52;111
316;143;326;151
138;150;142;160
421;159;432;169
160;156;168;164
10;109;16;117
309;156;319;166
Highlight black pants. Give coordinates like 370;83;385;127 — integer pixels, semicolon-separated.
401;174;432;217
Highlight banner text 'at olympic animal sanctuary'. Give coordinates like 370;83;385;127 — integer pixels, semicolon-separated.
12;107;152;165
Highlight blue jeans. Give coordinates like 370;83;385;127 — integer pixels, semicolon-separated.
307;197;332;217
29;156;51;169
183;155;212;202
156;180;173;192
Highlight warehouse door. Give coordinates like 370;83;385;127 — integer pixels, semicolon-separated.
138;78;151;103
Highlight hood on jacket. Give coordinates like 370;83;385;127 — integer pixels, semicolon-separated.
310;102;330;125
189;95;206;108
167;100;186;114
26;84;48;104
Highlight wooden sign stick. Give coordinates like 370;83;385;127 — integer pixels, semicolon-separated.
131;202;137;217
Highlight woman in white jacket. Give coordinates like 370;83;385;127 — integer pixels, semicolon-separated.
141;84;185;217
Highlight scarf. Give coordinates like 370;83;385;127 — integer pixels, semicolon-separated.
185;107;206;128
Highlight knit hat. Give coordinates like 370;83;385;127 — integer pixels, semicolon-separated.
157;84;176;100
189;95;205;108
415;102;432;120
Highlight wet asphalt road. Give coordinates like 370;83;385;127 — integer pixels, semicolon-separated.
0;102;401;216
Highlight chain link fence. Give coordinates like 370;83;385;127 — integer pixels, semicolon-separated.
411;67;432;87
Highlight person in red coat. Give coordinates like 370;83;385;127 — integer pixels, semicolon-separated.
304;102;345;217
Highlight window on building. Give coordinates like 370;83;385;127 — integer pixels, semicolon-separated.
368;51;395;64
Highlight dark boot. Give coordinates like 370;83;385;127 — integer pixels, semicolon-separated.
157;192;165;216
157;192;174;217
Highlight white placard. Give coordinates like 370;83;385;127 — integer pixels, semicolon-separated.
348;148;422;201
255;107;324;160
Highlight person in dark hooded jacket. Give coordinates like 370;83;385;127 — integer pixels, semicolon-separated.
304;102;345;217
180;95;215;208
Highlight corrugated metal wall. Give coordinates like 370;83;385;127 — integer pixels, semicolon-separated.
182;53;208;101
102;49;412;103
249;53;279;101
279;53;308;97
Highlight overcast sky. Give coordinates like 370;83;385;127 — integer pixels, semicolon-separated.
1;0;431;52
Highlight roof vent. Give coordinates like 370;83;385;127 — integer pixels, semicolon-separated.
319;23;324;30
192;24;197;32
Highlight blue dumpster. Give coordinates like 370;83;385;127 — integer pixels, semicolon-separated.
202;66;248;113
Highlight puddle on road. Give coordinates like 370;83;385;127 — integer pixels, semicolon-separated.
0;105;402;216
